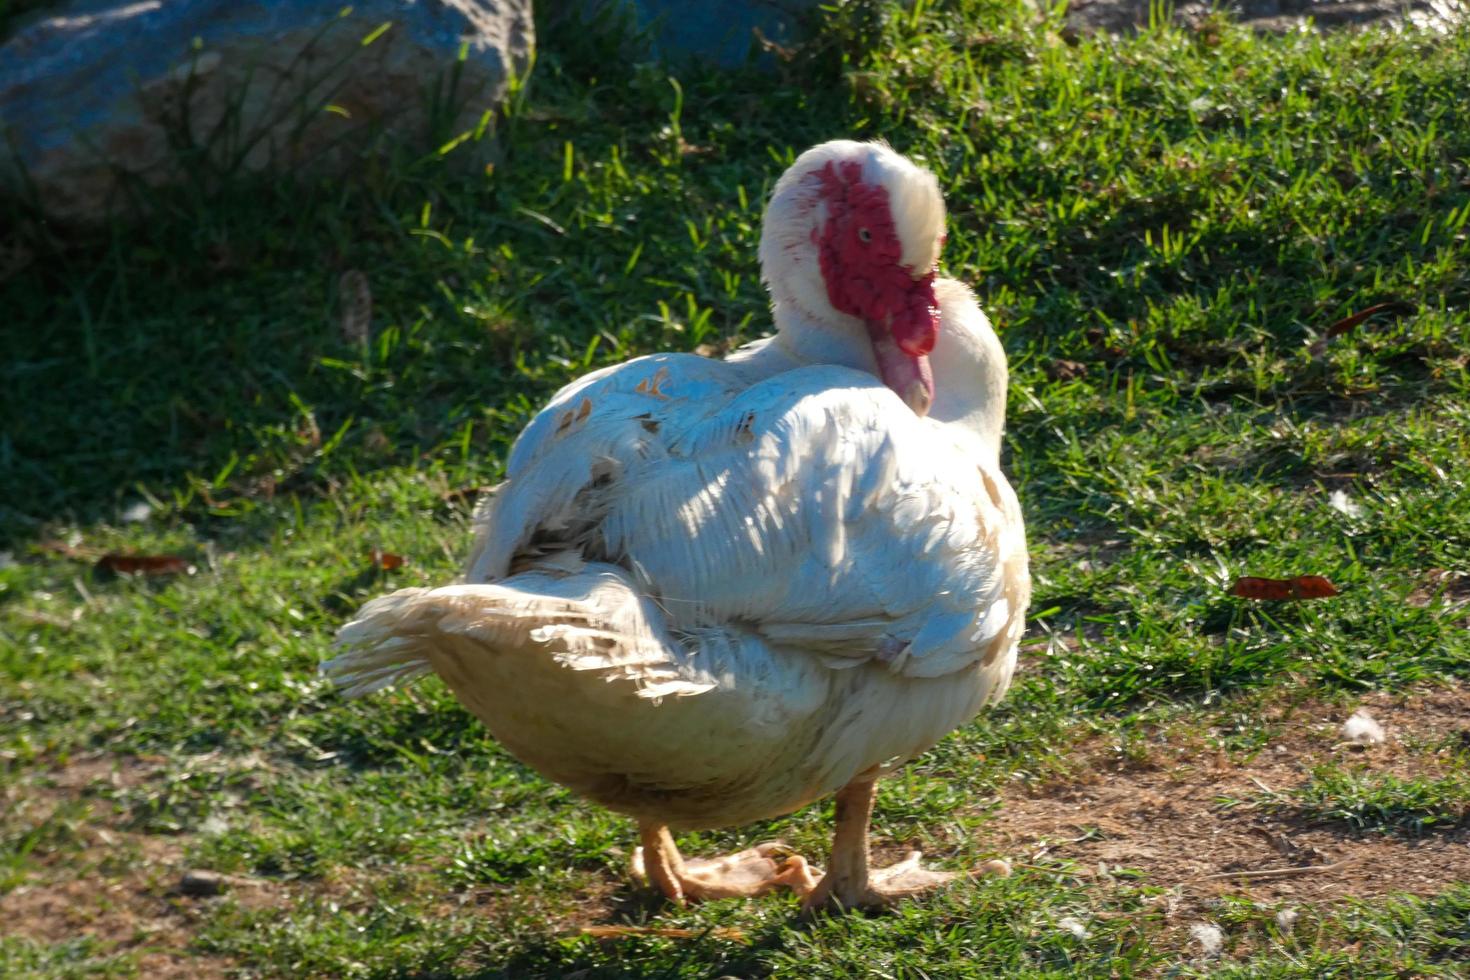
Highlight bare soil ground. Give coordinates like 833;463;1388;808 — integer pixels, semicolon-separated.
986;685;1470;914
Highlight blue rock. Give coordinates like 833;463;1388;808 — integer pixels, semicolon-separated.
0;0;534;222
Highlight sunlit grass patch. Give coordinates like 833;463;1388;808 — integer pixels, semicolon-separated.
1260;765;1470;836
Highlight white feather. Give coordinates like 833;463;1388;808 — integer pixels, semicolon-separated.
1340;708;1386;746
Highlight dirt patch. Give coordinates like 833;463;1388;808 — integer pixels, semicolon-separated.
0;832;244;978
17;751;166;795
0;753;275;975
2;750;598;973
985;685;1470;915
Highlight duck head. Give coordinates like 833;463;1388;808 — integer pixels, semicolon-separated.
759;140;946;416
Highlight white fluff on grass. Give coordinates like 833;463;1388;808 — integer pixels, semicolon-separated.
1275;907;1300;932
121;500;153;523
198;813;230;836
1328;489;1364;518
1340;708;1386;746
1057;916;1088;940
1190;922;1224;956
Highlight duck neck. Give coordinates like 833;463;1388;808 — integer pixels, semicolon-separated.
925;279;1007;465
769;299;877;374
733;284;1010;469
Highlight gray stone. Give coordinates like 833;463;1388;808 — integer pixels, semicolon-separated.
178;869;226;896
177;867;270;896
0;0;533;222
1063;0;1465;36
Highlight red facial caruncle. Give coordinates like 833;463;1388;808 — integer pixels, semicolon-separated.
812;160;941;415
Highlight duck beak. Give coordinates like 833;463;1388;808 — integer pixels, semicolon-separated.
871;336;934;416
866;274;939;417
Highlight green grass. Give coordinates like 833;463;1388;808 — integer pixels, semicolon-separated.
4;0;1470;975
1258;763;1470;835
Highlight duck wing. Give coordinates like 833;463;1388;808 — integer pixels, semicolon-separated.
468;351;1028;688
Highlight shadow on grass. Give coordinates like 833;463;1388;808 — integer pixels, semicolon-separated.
2;161;542;548
415;913;796;980
0;8;846;551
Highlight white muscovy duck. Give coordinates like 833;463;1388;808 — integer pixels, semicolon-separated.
324;139;1029;912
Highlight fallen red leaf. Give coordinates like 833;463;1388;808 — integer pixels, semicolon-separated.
1230;575;1340;600
370;549;406;571
96;553;191;576
1309;301;1413;356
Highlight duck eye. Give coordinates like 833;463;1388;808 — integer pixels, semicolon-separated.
857;227;872;243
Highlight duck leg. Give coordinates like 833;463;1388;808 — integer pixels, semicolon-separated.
631;823;819;904
801;775;1011;914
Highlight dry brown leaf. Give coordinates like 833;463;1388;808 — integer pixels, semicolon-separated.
339;269;373;344
1230;575;1339;600
370;549;406;571
1309;301;1413;357
96;553;192;576
1047;359;1089;381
